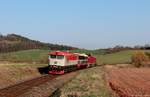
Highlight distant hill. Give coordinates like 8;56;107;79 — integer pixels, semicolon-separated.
0;34;78;53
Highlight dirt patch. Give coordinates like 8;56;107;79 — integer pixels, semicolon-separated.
107;67;150;97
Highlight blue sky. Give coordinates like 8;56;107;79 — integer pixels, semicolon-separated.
0;0;150;49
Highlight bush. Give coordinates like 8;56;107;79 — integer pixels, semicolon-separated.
131;50;149;67
146;52;150;58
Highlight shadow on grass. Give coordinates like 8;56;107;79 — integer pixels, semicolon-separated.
49;89;61;97
37;66;49;74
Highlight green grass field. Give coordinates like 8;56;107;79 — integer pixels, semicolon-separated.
0;49;50;63
95;50;134;64
0;49;105;63
0;49;150;65
96;50;150;65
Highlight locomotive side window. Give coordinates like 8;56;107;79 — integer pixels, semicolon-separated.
78;56;88;63
79;56;87;60
50;55;56;59
57;55;64;59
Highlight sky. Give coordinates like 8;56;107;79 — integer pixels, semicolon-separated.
0;0;150;49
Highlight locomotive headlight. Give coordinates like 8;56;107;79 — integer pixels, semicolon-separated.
54;61;57;64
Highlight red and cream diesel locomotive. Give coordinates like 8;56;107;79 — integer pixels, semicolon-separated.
48;51;96;74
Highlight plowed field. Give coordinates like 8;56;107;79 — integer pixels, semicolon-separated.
107;68;150;97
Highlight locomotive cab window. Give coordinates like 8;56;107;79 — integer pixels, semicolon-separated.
57;55;64;59
50;55;56;59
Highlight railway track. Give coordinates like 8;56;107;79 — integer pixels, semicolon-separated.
0;65;101;97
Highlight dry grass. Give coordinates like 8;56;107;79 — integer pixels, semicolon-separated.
60;67;113;97
0;63;46;89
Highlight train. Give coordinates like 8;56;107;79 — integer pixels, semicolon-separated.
48;51;97;74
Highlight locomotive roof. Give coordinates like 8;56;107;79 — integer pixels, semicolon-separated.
74;53;88;57
48;51;75;56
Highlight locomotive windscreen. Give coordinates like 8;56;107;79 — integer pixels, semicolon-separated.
50;55;64;59
50;55;56;59
57;55;64;59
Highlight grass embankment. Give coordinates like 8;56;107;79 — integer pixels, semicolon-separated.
60;66;113;97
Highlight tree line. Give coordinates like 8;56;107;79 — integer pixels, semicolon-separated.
0;34;78;53
105;45;150;54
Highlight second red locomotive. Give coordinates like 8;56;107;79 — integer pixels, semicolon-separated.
48;51;96;74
